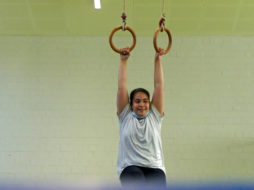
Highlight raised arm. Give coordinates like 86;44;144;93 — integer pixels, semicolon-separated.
151;48;165;115
117;47;130;115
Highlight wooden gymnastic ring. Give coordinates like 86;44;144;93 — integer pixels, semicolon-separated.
153;27;172;54
109;26;136;54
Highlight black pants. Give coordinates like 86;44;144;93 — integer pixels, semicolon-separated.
120;165;166;187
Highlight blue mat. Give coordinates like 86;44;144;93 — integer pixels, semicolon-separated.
1;182;254;190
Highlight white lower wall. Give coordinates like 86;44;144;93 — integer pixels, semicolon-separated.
0;36;254;183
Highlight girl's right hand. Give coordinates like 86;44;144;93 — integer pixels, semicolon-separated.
155;48;165;62
120;47;130;61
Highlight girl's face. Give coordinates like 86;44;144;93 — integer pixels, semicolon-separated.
131;92;150;116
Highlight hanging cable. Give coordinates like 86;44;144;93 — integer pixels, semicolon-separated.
159;0;166;31
123;0;126;13
122;0;126;30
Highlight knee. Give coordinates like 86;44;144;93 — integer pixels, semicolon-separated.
120;166;145;185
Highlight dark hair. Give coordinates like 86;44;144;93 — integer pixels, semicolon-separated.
130;88;150;106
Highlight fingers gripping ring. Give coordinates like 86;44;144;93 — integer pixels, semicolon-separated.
109;26;136;54
153;27;172;54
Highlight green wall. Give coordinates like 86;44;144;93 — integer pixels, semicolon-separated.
0;36;254;185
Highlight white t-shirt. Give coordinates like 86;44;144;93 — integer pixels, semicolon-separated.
117;104;166;176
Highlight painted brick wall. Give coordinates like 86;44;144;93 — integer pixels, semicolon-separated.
0;36;253;184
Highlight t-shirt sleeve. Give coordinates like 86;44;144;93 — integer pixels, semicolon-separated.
151;104;164;123
118;104;131;123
